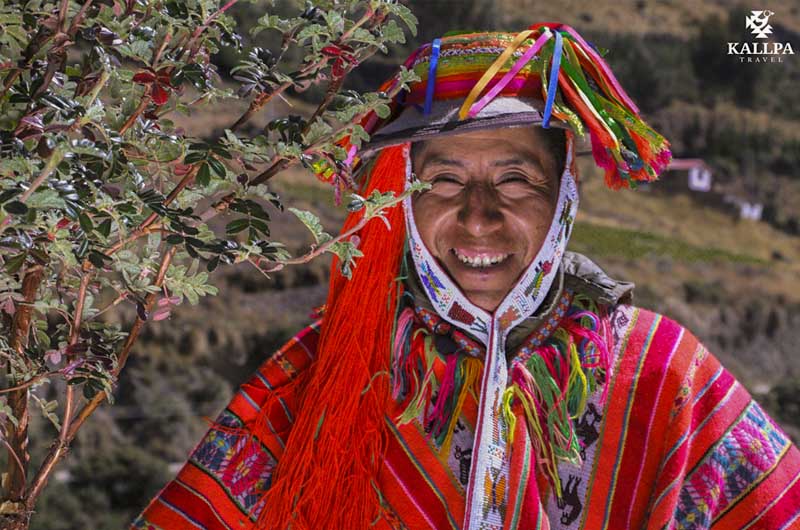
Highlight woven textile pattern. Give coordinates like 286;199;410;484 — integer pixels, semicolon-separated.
132;305;800;529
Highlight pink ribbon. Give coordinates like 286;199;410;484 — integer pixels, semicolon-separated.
467;30;553;118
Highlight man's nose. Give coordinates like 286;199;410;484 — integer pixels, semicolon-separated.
457;183;503;237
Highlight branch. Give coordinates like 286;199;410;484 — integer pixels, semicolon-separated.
3;265;44;503
1;439;26;487
228;81;292;132
24;246;177;510
228;49;330;132
66;0;97;38
135;164;199;232
57;0;70;32
253;190;411;272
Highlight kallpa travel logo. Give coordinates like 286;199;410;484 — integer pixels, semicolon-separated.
727;9;795;62
745;10;774;38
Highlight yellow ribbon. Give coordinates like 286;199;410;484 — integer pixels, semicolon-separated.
457;29;536;120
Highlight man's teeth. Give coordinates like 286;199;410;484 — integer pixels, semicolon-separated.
454;250;510;268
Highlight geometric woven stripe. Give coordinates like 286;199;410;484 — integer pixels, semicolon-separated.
190;409;277;519
674;402;790;529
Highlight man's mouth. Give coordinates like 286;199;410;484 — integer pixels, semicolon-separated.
452;248;511;268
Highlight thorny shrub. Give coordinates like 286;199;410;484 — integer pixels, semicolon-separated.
0;0;420;525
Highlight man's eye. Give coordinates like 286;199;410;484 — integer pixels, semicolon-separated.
498;173;531;185
430;174;462;185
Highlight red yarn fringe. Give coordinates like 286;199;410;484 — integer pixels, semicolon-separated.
252;146;408;529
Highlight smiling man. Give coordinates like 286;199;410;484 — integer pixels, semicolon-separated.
134;24;800;530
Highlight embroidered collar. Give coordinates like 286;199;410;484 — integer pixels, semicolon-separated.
406;257;572;357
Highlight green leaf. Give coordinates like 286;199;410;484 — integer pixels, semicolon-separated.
196;163;211;186
96;218;112;238
348;124;370;147
150;140;184;163
78;212;94;232
304;118;334;144
88;250;111;268
184;151;206;164
0;402;19;428
374;103;391;119
381;19;406;44
3;200;28;214
0;189;22;204
5;253;26;274
207;157;227;178
383;2;418;36
35;329;51;349
225;218;250;235
288;207;331;245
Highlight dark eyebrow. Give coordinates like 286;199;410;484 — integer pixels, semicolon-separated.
416;154;546;175
418;156;467;170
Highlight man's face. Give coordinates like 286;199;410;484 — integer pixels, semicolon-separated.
411;127;562;312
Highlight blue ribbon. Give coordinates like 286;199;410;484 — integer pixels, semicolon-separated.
423;38;442;116
542;31;563;129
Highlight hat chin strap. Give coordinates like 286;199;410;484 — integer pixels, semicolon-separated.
401;133;579;346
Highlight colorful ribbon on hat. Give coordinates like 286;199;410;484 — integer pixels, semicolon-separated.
542;30;563;128
423;38;442;115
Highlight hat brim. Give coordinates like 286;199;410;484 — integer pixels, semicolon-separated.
363;97;584;155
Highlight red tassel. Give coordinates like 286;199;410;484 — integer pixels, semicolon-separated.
254;146;408;529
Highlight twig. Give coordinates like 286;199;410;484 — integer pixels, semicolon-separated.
339;8;374;41
229;81;292;132
1;439;26;486
151;30;172;67
57;0;70;32
86;291;128;321
228;49;329;132
64;246;177;438
118;90;151;135
56;270;92;454
66;0;97;38
0;372;58;395
253;191;408;272
135;165;199;231
185;0;240;61
104;225;164;257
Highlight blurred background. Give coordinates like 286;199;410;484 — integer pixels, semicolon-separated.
29;1;800;528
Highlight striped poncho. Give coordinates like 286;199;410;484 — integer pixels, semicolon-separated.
132;297;800;529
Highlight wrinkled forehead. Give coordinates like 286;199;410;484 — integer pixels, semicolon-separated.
409;126;570;177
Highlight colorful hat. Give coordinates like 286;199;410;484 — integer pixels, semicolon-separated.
360;23;672;189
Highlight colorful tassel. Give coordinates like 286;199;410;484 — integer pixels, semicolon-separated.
502;292;612;498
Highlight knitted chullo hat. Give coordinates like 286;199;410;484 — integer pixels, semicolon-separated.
254;23;671;530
